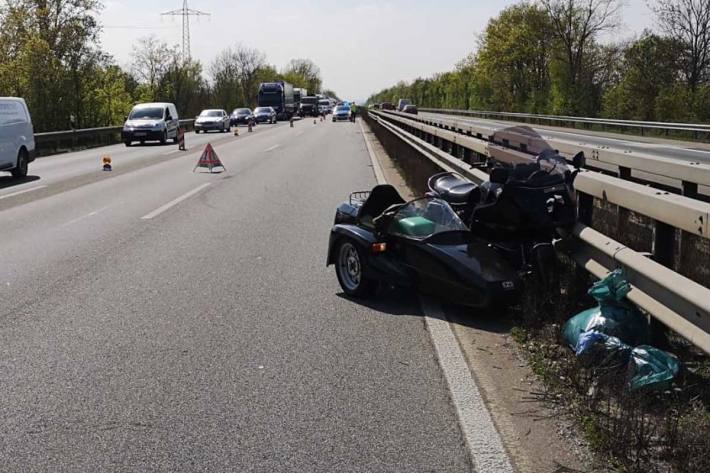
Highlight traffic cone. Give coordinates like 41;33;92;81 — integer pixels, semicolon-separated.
234;127;239;136
178;127;186;150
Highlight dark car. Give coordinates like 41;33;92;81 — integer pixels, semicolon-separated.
253;106;277;124
326;185;521;308
380;102;395;111
402;104;418;115
230;108;253;126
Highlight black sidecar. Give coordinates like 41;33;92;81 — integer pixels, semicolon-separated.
326;184;521;309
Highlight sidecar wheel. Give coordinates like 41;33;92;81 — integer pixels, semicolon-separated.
335;239;376;297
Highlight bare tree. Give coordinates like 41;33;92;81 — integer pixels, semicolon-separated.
131;35;175;96
233;45;267;105
541;0;621;87
651;0;710;90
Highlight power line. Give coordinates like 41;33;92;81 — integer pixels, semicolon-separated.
161;0;210;63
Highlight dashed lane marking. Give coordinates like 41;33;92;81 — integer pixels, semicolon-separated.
141;183;211;220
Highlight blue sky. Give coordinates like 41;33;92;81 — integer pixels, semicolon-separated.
99;0;656;101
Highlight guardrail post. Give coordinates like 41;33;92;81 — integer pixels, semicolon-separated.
578;192;594;226
652;222;675;267
451;142;458;159
682;181;698;199
619;166;631;180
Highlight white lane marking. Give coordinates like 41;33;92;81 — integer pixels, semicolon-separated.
0;185;47;201
162;149;180;155
264;144;280;152
141;183;211;220
420;298;515;473
60;206;111;227
359;118;515;472
358;120;386;183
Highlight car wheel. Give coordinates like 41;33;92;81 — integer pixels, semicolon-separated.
140;139;145;145
335;239;376;297
125;140;132;147
160;130;167;145
195;129;200;134
11;149;28;178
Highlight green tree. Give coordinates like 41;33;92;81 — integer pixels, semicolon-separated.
602;33;682;120
282;58;322;93
541;0;621;114
475;3;553;113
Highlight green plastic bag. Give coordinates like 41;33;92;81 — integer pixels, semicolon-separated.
627;346;681;391
563;270;651;350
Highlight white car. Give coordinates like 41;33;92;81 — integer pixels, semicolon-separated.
123;102;180;146
0;97;36;179
195;109;231;133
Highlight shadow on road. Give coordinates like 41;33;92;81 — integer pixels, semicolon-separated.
337;286;516;334
0;175;41;190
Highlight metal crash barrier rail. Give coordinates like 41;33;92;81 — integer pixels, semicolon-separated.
34;119;196;157
419;107;710;139
367;109;710;355
387;110;710;199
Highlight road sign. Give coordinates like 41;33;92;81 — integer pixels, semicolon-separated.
193;143;225;173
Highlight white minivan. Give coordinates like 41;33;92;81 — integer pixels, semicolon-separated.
122;102;180;146
0;97;36;179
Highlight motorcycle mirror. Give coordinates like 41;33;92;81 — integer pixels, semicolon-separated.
572;151;585;170
489;167;509;185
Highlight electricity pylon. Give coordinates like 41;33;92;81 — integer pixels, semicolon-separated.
161;1;210;62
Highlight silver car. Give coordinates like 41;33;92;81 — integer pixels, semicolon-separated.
195;109;231;133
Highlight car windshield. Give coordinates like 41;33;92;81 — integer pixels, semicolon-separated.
234;109;250;114
200;110;222;117
389;197;467;239
254;108;270;113
335;106;349;112
129;107;163;120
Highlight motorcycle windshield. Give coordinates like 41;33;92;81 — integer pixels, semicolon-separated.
389;197;468;239
507;150;568;187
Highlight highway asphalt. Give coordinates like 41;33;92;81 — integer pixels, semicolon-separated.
0;119;472;471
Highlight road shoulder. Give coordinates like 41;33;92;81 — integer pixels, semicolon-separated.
359;117;596;473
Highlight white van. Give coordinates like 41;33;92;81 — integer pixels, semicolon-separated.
0;97;36;178
122;102;179;146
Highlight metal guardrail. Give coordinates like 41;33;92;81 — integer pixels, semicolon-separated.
395;110;710;199
34;119;195;156
420;108;710;137
367;109;710;354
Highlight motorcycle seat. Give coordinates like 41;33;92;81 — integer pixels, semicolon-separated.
429;172;479;204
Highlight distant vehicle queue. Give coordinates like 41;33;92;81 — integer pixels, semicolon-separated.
2;82;361;179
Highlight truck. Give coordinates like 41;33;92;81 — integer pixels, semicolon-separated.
299;96;320;117
294;88;308;106
257;81;295;120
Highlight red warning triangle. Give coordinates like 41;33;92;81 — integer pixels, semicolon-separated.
193;143;226;172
